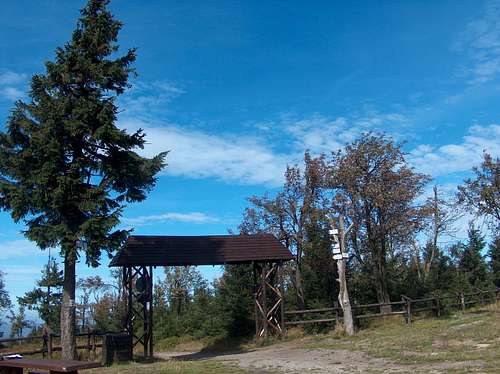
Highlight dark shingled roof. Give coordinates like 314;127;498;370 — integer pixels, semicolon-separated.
109;234;294;267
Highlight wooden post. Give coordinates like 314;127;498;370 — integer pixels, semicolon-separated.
48;333;53;359
479;289;485;305
402;296;412;325
333;301;340;325
42;332;48;358
149;266;154;358
261;263;268;338
87;330;91;357
127;267;133;336
434;295;441;317
279;261;286;337
459;292;465;311
253;262;259;338
91;330;96;361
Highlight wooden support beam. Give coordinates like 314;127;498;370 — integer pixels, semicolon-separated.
253;261;286;340
122;265;153;358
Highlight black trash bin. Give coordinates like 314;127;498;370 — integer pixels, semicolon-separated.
102;333;133;366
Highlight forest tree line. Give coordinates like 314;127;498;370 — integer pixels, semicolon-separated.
1;133;498;342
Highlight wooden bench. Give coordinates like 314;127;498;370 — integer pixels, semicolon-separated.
0;358;101;374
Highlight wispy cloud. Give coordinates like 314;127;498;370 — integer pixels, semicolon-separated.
119;80;185;119
121;118;292;187
0;70;27;101
0;239;47;261
122;211;220;226
409;124;500;176
120;104;415;187
282;110;408;153
454;0;500;85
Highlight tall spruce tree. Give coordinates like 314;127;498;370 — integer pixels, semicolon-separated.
0;0;166;358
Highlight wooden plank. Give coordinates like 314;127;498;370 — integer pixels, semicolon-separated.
355;311;406;319
285;318;338;325
412;307;435;313
351;301;405;309
285;307;339;315
0;359;101;371
0;336;43;344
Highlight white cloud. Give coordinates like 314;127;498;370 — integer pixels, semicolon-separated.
0;239;47;260
454;0;500;84
119;80;185;119
0;70;27;101
409;124;500;176
119;107;412;187
282;111;408;153
0;71;26;86
121;118;292;187
0;87;24;101
122;212;220;226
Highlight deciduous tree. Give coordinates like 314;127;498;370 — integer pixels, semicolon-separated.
458;153;500;230
240;152;328;308
327;134;430;311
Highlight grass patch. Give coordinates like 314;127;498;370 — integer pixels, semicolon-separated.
88;360;260;374
306;301;500;371
154;335;253;353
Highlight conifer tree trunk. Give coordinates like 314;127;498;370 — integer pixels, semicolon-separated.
61;251;77;360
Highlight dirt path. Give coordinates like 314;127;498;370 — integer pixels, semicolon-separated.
156;340;484;374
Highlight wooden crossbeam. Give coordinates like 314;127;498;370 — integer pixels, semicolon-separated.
253;261;286;340
123;265;154;357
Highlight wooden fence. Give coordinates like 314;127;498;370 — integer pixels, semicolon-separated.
0;331;105;359
285;287;500;327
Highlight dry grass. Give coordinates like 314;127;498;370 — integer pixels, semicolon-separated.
87;360;260;374
306;301;500;372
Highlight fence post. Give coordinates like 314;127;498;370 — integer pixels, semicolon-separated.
87;330;91;358
42;332;48;358
333;301;341;326
434;294;441;318
92;331;97;360
459;292;466;311
47;333;53;359
402;296;412;325
479;289;485;305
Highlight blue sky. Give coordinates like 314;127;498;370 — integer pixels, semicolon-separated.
1;0;500;321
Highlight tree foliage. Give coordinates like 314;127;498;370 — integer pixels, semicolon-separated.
489;235;500;287
0;0;166;358
0;270;12;337
458;224;491;288
458;153;500;229
326;134;430;306
18;259;63;331
8;305;31;339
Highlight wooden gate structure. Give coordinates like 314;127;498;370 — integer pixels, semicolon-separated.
110;234;293;357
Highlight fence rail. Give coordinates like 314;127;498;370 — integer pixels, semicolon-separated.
285;287;500;327
0;331;111;359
